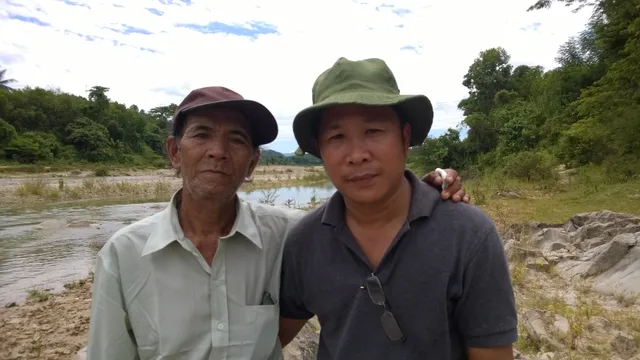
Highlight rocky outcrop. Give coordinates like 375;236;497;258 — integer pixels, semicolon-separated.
506;210;640;297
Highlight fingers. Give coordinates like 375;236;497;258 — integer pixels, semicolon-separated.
423;171;443;185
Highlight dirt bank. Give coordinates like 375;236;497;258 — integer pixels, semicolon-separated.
0;279;92;360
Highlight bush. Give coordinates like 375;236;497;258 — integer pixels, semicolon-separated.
94;168;109;177
502;151;557;182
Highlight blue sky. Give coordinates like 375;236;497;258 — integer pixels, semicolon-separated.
0;0;591;153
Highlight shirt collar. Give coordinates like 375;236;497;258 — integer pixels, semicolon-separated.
320;170;441;227
141;189;262;257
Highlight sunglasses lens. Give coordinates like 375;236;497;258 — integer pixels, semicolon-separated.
365;276;385;305
381;310;404;342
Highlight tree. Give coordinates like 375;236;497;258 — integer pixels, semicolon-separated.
0;69;16;91
458;47;513;116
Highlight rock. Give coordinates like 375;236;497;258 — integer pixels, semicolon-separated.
551;315;569;337
587;316;614;335
611;331;637;359
538;352;555;360
527;212;640;296
494;191;523;199
526;257;551;272
530;228;570;252
521;310;564;350
506;245;544;261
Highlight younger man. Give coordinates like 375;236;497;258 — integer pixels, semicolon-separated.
278;58;518;360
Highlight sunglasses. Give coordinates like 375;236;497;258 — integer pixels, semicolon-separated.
365;274;405;342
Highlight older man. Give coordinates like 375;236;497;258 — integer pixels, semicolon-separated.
86;86;469;360
278;58;518;360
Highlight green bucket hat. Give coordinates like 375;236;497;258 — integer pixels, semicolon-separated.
292;57;434;158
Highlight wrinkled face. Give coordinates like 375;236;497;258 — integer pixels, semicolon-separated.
317;105;411;204
167;108;260;201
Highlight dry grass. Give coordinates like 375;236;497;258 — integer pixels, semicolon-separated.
13;178;178;203
467;169;640;228
3;166;330;208
26;288;51;303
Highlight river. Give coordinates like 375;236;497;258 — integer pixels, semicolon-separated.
0;184;336;306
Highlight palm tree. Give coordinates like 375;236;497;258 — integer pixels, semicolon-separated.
0;68;17;91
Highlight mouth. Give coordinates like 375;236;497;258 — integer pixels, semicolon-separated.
346;172;378;183
201;169;228;175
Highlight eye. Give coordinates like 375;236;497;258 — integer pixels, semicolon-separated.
230;136;248;145
194;132;208;139
328;133;344;141
366;128;382;134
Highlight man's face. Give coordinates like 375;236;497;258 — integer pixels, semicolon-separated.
317;105;411;204
167;108;260;201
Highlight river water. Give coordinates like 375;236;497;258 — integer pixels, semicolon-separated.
0;184;336;306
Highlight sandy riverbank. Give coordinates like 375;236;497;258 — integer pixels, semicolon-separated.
0;278;92;360
0;165;326;208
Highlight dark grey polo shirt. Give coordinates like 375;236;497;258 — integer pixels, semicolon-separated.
279;170;518;360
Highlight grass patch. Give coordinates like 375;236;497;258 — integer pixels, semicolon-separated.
26;288;51;303
12;178;177;204
15;178;48;197
467;167;640;228
93;168;110;177
63;278;87;290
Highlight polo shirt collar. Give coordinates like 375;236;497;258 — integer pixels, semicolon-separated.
141;189;262;257
321;170;440;227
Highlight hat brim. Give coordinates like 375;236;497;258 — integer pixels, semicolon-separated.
176;99;278;146
292;91;433;158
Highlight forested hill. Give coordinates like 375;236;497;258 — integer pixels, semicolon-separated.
0;85;174;166
408;0;639;180
0;85;319;166
258;149;322;165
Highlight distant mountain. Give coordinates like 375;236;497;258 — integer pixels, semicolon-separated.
259;148;322;165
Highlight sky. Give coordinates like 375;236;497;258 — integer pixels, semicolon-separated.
0;0;592;153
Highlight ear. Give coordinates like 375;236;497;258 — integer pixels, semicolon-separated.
246;147;261;178
167;136;182;170
401;123;412;156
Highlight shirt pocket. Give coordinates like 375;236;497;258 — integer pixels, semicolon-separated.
230;304;280;360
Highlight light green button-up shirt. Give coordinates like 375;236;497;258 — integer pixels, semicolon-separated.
87;190;306;360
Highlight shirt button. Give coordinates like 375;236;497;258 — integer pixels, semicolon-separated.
217;323;225;330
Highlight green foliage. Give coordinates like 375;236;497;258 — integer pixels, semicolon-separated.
502;151;557;182
0;117;17;148
0;86;171;166
411;0;639;178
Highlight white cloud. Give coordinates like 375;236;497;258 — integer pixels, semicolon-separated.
0;0;592;152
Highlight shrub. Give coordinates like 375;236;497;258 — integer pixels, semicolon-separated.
502;151;557;182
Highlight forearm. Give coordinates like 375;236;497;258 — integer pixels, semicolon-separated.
468;345;514;360
278;317;308;347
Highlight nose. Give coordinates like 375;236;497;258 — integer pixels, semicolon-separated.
345;137;371;165
205;140;228;159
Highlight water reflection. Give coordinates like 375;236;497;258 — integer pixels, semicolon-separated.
0;184;336;305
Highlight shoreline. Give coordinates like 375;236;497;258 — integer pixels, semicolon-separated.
0;165;327;209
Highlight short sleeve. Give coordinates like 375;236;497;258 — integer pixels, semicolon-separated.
454;226;518;348
278;235;314;320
